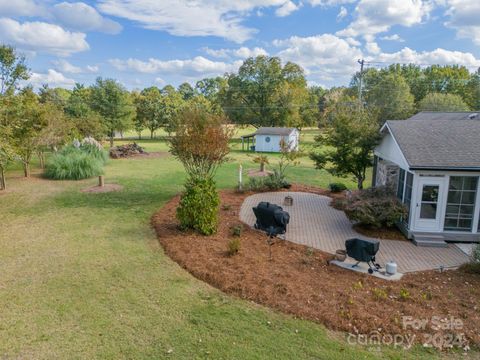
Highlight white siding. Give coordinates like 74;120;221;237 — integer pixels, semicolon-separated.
374;131;409;170
255;130;299;152
255;135;283;152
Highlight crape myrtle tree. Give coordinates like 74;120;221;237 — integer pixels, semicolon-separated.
310;99;381;190
89;77;135;147
168;106;234;235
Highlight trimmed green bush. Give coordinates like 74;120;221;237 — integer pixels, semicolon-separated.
45;149;104;180
177;177;220;235
328;182;347;193
344;186;408;229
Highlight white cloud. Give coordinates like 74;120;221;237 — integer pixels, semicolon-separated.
0;18;89;56
271;32;480;86
97;0;292;43
274;34;362;83
308;0;355;6
28;69;76;88
204;46;268;59
444;0;480;45
337;0;432;38
53;59;99;74
380;34;405;42
86;65;99;73
336;6;348;21
276;1;301;17
109;56;242;77
370;47;480;70
365;41;380;54
0;0;45;17
52;2;122;34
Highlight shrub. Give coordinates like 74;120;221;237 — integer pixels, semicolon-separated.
45;149;104;180
329;182;347;193
227;238;241;256
177;177;220;235
231;225;243;237
247;176;269;191
344;186;408;229
399;288;410;301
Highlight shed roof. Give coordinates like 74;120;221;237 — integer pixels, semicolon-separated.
255;127;297;136
383;112;480;170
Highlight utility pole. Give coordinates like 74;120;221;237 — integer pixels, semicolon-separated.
357;59;365;105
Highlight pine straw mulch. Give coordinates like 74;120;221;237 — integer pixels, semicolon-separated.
151;185;480;348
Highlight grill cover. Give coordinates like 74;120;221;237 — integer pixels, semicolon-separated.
345;238;379;262
252;202;290;236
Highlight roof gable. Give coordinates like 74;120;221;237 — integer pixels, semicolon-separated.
384;112;480;170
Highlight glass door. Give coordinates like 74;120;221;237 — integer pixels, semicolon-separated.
414;178;445;232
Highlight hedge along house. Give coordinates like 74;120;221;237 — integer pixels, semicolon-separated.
373;112;480;247
240;127;299;152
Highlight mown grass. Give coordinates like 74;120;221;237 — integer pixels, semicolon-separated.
0;134;465;359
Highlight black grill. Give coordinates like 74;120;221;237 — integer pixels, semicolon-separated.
252;202;290;237
345;238;381;274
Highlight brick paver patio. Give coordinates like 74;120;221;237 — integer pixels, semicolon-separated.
240;192;470;273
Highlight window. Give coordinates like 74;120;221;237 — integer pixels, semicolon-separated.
444;176;478;232
397;169;405;200
403;172;413;224
420;185;439;219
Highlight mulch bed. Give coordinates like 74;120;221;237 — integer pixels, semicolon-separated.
151;186;480;349
114;152;169;160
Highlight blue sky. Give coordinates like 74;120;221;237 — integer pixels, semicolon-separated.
0;0;479;90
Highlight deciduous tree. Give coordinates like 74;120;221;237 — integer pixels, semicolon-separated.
89;78;135;146
418;92;470;112
310;100;380;189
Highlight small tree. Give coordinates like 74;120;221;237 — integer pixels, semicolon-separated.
253;155;269;172
310;101;380;189
168;107;233;235
0;124;14;190
89;78;135;147
9;88;45;177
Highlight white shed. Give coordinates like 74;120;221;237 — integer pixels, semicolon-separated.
373;112;480;247
241;127;299;153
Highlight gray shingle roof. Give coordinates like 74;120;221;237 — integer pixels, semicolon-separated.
385;112;480;170
255;127;296;136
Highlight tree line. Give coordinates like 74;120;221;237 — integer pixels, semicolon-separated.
1;43;479;190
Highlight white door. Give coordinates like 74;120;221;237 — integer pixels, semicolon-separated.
414;177;445;232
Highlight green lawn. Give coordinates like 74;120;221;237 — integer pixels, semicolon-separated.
0;137;459;359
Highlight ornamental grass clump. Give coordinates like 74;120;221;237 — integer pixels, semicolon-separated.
168;107;233;235
45;138;107;180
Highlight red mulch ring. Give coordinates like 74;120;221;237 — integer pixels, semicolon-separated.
151;186;480;349
247;169;273;177
81;184;123;193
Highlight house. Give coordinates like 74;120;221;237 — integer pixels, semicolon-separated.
240;127;299;152
373;111;480;247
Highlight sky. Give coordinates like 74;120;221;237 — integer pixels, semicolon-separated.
0;0;479;90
